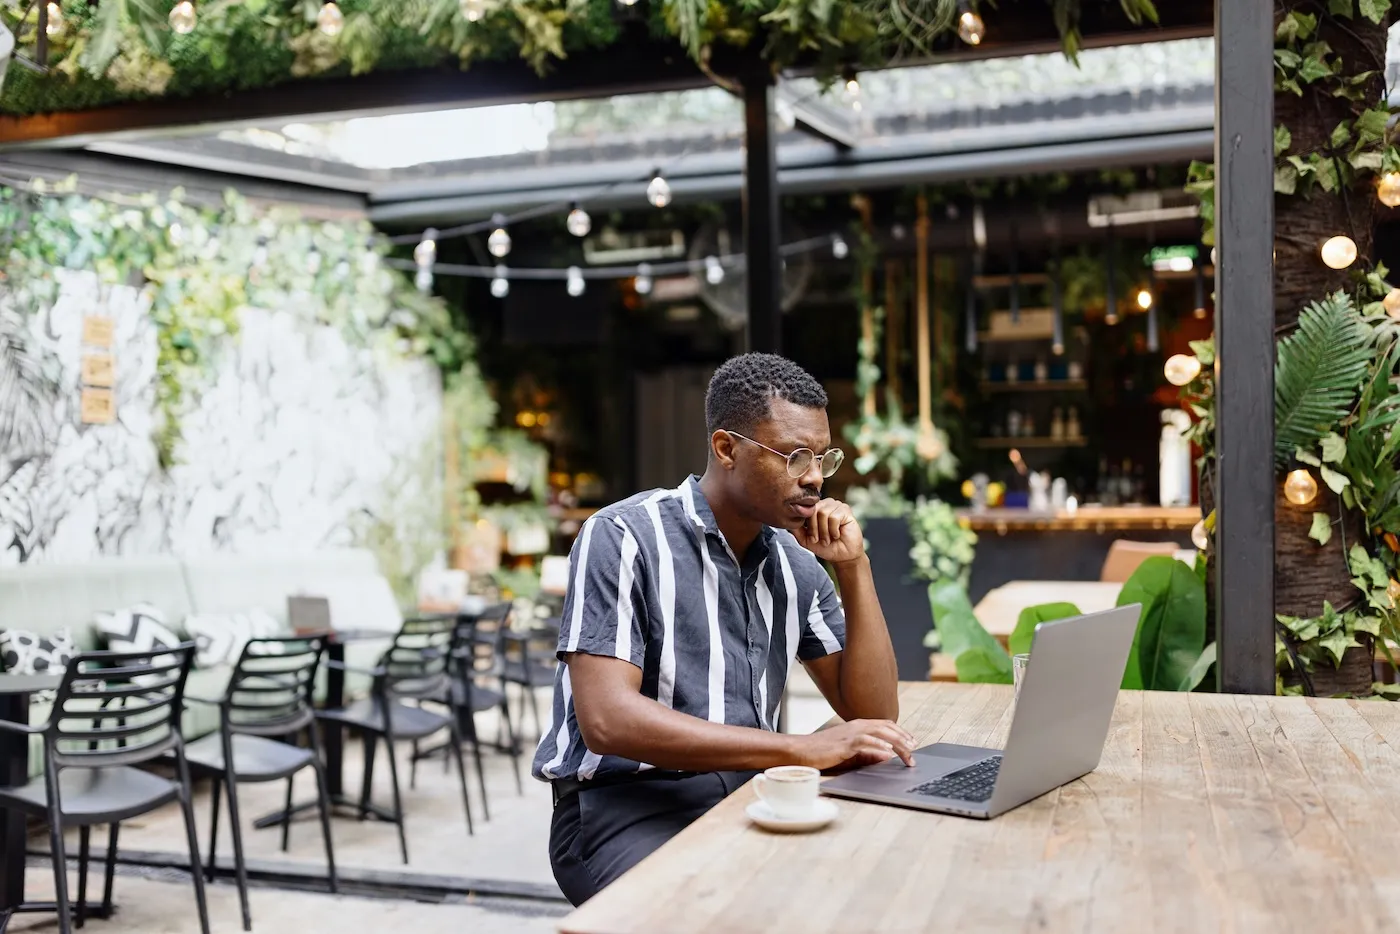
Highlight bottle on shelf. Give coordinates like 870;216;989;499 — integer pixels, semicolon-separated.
1066;406;1082;440
1050;407;1066;441
1034;357;1049;382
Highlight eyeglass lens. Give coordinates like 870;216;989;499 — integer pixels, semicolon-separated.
786;448;845;479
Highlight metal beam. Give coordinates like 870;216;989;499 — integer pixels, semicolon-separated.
742;69;782;355
1214;0;1276;694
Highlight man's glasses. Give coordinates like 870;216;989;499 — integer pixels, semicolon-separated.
725;431;845;479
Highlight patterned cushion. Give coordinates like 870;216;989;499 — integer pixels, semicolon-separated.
93;603;183;656
0;628;77;675
184;609;285;669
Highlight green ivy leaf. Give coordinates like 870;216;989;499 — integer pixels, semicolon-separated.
1309;512;1334;546
1356;615;1383;636
1331;120;1354;150
1189;339;1215;366
1359;0;1392;23
1297;54;1334;85
1320;464;1351;493
1330;0;1354;14
1274;124;1292;156
1274;164;1298;195
1314;158;1340;192
1321;432;1347;463
1276;11;1318;42
1351;151;1384;172
1355;106;1391;145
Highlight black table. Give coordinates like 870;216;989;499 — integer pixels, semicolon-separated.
0;673;69;927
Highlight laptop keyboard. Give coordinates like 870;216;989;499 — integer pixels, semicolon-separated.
908;756;1002;803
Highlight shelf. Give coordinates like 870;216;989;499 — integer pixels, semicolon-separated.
973;273;1051;288
975;437;1088;449
980;380;1086;393
976;330;1057;344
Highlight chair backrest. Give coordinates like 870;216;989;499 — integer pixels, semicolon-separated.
460;603;512;677
1099;540;1182;583
45;644;196;770
223;636;325;737
381;616;456;700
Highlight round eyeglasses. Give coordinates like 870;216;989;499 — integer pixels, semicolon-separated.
725;431;845;479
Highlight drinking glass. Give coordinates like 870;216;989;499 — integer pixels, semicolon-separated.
1013;653;1031;698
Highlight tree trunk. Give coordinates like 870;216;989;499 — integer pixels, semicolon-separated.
1267;4;1388;697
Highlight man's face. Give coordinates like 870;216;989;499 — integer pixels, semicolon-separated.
726;399;832;532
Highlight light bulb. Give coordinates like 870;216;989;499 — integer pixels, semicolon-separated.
845;77;861;98
491;266;509;299
317;1;344;35
1191;520;1209;551
1378;173;1400;208
1284;468;1319;506
831;235;849;259
567;266;585;297
705;256;724;285
647;172;672;209
566;205;591;238
414;229;437;269
460;0;487;21
415;268;433;293
957;9;985;45
44;2;62;36
634;262;653;296
1136;288;1153;310
1051;342;1065;356
1385;288;1400;318
1163;354;1202;387
1105;310;1119;326
1321;235;1358;269
617;0;639;5
169;0;197;33
1194;305;1207;320
487;220;511;259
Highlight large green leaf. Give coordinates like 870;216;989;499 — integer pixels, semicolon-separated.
1117;557;1207;691
1009;602;1081;657
1177;642;1217;691
928;581;1012;685
1275;292;1371;466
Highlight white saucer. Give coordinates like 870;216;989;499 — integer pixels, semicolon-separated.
745;798;839;833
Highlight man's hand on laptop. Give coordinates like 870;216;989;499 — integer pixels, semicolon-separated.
794;719;917;770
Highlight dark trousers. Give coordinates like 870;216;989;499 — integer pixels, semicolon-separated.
549;771;757;906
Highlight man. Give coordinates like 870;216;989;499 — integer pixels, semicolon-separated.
532;353;914;906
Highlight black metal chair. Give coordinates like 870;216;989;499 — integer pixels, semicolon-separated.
0;645;210;934
500;616;561;744
315;616;473;864
183;635;337;931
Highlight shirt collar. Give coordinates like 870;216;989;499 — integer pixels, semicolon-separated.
682;475;777;554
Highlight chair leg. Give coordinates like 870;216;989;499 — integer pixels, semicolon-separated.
206;778;222;883
381;734;410;865
526;682;544;744
467;719;490;822
222;776;254;932
76;824;90;929
499;699;524;795
359;733;378;820
280;776;294;853
46;780;74;934
101;823;119;916
410;739;419;790
448;722;475;837
307;718;338;895
174;754;213;934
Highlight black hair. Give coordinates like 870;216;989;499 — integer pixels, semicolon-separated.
704;353;828;436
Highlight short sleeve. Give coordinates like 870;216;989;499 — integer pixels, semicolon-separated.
556;515;648;669
797;570;846;661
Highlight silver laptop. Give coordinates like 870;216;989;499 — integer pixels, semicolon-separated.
820;604;1140;819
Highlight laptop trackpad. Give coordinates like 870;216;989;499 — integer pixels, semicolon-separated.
825;743;996;792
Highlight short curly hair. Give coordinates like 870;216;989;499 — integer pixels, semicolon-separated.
705;353;828;436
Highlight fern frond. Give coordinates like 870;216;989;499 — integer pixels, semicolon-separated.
1274;291;1371;466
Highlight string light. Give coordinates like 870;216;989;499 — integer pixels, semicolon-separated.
487;214;511;258
317;1;344;36
1163;354;1201;386
491;265;509;298
616;0;639;5
1050;267;1064;356
566;266;585;297
1378;172;1400;208
415;268;433;293
1284;469;1319;506
1384;288;1400;318
44;2;63;36
169;0;197;33
843;70;862;111
1320;235;1358;270
831;234;849;259
1191;520;1209;551
414;228;437;270
566;203;592;238
634;263;653;296
646;170;672;209
1136;288;1153;310
957;4;986;45
705;256;725;285
460;0;487;21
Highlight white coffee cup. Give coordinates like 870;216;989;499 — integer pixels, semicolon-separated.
754;765;820;819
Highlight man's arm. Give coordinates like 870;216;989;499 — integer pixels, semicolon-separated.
802;554;900;722
568;653;914;771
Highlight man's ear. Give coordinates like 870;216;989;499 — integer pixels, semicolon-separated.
711;430;738;469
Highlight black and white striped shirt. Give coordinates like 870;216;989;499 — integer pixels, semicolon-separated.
532;475;846;784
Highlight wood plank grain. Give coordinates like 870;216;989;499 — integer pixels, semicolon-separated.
559;684;1400;934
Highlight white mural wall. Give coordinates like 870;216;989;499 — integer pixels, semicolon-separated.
0;269;442;566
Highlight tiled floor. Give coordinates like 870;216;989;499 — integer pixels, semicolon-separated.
16;675;837;933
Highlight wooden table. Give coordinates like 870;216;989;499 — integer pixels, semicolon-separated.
972;580;1124;644
561;682;1400;934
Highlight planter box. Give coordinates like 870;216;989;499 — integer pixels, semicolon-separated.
862;517;936;682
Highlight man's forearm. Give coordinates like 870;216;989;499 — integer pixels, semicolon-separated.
581;691;806;772
832;554;901;720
